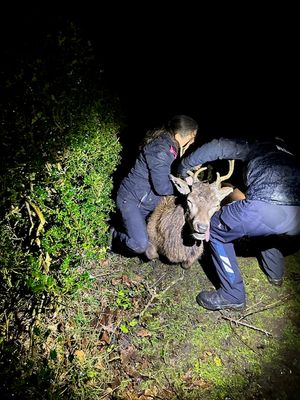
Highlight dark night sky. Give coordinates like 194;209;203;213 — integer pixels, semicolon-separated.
1;3;298;144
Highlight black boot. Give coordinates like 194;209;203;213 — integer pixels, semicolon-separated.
196;290;245;311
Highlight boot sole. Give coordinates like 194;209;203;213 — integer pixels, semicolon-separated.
196;296;245;311
267;276;283;286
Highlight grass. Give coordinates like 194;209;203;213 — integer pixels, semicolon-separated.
0;248;300;399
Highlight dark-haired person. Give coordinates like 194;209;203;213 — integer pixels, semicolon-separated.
178;137;300;311
110;115;198;256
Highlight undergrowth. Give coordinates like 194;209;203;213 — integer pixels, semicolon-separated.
2;250;299;399
0;20;122;399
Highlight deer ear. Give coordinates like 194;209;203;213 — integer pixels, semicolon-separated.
169;174;191;195
184;176;194;186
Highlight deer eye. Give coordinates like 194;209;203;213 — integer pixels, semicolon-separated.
187;199;195;210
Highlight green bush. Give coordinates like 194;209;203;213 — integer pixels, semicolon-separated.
26;108;121;296
0;21;122;302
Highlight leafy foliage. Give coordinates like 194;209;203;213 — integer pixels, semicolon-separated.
0;22;122;310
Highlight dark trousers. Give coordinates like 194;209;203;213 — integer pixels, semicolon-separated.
114;191;156;254
209;199;300;303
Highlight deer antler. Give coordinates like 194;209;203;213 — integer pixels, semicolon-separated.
215;160;235;186
187;165;208;181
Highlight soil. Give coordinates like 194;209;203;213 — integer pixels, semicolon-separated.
103;239;300;400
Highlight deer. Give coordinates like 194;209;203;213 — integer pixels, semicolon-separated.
145;160;237;269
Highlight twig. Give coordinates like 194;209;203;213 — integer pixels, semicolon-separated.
160;271;185;296
241;299;264;313
238;294;291;321
137;271;185;319
219;312;272;336
99;384;122;399
91;269;122;278
149;271;168;289
138;289;157;319
25;201;34;237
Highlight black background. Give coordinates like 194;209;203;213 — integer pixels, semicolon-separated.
1;2;298;145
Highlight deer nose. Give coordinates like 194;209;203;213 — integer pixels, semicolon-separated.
196;223;208;233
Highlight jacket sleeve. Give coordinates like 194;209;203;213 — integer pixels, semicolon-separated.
177;137;251;177
143;145;176;196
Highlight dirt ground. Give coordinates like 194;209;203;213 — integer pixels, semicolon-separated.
1;239;299;400
100;238;300;400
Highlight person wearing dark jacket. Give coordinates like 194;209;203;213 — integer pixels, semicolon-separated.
110;115;198;255
178;137;300;311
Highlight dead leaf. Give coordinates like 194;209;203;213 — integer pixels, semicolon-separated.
94;360;104;369
183;369;193;382
100;330;111;345
137;328;152;337
201;350;213;361
110;376;121;389
120;345;136;365
122;275;132;286
124;365;141;379
100;259;110;267
122;390;140;400
112;277;122;285
190;378;210;388
144;387;158;397
74;349;85;363
132;274;144;283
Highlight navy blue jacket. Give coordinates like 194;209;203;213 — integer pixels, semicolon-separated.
178;137;300;206
117;132;178;208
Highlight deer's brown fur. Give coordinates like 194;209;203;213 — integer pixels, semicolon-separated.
146;166;235;269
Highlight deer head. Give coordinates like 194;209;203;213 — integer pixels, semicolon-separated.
169;160;235;241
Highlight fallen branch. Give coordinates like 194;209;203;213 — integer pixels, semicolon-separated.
238;294;291;321
219;312;272;336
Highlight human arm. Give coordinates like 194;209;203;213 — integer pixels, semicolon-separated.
178;137;252;177
143;146;176;196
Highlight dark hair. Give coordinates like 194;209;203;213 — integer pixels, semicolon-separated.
142;115;198;146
